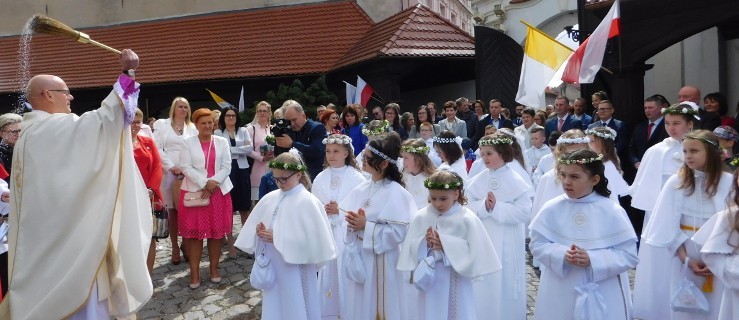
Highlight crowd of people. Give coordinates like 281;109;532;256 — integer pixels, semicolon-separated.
2;49;739;320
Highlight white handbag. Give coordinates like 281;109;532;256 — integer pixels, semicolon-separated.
573;269;607;320
671;257;710;314
413;244;437;292
250;238;276;290
342;230;366;284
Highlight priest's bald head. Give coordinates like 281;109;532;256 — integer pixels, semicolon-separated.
26;75;74;114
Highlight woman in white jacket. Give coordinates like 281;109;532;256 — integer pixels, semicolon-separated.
178;108;233;288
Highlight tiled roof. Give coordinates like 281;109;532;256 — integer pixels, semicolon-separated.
0;1;374;93
332;4;475;70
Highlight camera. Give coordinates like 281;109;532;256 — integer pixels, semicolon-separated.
271;118;292;137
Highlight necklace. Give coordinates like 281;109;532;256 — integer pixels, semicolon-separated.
362;180;383;208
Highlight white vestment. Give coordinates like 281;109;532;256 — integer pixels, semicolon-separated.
532;153;555;188
425;138;443;167
1;81;153;319
403;171;431;210
311;165;366;320
438;158;468;181
530;192;638;320
633;171;732;320
605;160;628;198
468;159;533;194
694;208;739;320
339;179;416;320
629;137;683;225
524;145;551;176
465;165;532;320
398;204;501;320
236;184;338;320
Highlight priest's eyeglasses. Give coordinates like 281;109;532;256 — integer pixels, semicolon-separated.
273;171;298;184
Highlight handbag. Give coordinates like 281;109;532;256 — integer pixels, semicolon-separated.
183;191;210;207
342;230;366;284
671;257;710;314
250;238;276;290
413;242;436;292
573;268;607;320
152;196;169;239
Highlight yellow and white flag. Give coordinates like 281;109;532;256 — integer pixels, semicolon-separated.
206;89;233;109
515;22;573;109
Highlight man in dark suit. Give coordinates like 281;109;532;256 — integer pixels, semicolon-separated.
571;98;592;129
587;100;629;156
679;85;720;131
628;95;670;172
474;99;513;148
276;100;328;180
456;97;478;139
545;96;583;139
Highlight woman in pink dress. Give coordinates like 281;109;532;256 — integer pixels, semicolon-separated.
246;101;274;206
178;108;234;289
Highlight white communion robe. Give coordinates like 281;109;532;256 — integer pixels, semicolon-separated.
532;153;555;188
466;164;532;320
629;137;683;225
694;208;739;320
398;203;501;320
0;77;153;319
529;192;638;320
438;158;468;181
633;171;732;320
604;160;629;198
311;165;366;320
339;179;417;320
404;171;431;210
469;159;533;193
236;184;338;320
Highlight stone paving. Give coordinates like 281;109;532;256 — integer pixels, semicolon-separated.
138;218;634;320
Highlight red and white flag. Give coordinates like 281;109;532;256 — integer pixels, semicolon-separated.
561;0;620;84
355;76;374;107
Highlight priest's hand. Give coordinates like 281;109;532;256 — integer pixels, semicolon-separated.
566;244;590;267
484;191;496;211
256;222;273;243
688;258;713;276
204;179;219;192
275;134;293;148
426;227;443;250
325;201;339;215
121;49;139;71
346;208;367;230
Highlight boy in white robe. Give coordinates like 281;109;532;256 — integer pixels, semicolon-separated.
466;133;532;320
530;149;638;320
524;127;551;176
398;170;501;320
236;151;338;320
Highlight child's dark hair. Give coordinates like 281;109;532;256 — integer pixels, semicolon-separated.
433;131;463;164
425;170;468;205
548;131;562;147
499;128;525;167
558;149;611;198
678;130;723;197
478;133;514;163
366;131;405;187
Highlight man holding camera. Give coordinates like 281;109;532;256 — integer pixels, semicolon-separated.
275;100;327;180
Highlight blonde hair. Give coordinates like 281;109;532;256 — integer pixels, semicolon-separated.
401;139;436;176
323;134;360;171
272;152;312;190
425;170;467;205
554;129;587;158
168;97;192;125
251;101;272;125
587;127;621;172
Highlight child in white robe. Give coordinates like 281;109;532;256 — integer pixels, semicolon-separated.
466;133;532;320
398;170;501;320
235;151;338;320
530;148;638;320
311;134;366;320
340;133;417;320
433;131;468;181
586;126;629;200
694;169;739;320
418;122;443;166
401;138;437;209
634;129;732;320
524;127;551;176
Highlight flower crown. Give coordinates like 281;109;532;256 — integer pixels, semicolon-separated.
361;120;390;137
479;136;513;146
366;145;397;165
558;154;603;165
688;136;721;150
323;135;352;145
661;103;700;120
433;136;457;144
424;178;462;190
585;127;617;140
401;145;430;155
268;160;307;172
556;136;590;144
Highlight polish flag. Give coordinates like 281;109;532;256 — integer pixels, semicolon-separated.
561;0;620;84
355;76;374;107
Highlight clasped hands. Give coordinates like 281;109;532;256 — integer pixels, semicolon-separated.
345;208;367;231
426;227;442;250
199;180;220;200
256;222;273;243
565;244;590;267
484;191;496;211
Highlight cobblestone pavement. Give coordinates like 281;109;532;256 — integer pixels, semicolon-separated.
138;218;634;319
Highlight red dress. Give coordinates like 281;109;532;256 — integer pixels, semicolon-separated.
178;141;233;239
133;135;163;201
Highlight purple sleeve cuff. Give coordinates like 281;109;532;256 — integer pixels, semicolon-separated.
113;74;140;126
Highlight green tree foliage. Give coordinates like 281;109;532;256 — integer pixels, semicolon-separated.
260;75;337;119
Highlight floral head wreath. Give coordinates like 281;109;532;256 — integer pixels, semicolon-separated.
556;136;590;144
366;145;397;165
497;128;516;139
433;136;461;144
479;135;513;146
686;136;721;151
268;148;308;172
401;145;430;155
361;120;390;137
585;127;617;140
424;177;462;190
323;134;352;146
558;154;603;165
661;102;701;120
